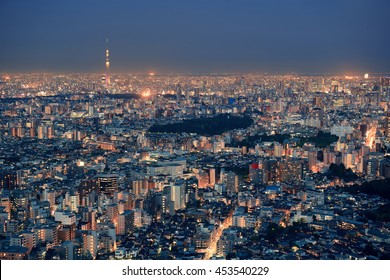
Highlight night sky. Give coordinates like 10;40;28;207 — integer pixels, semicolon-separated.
0;0;389;73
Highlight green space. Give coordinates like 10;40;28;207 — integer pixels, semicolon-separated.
148;114;253;136
344;178;390;200
365;204;390;222
233;131;338;149
327;163;358;181
296;131;339;149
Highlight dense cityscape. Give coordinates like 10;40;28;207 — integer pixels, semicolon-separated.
1;71;390;260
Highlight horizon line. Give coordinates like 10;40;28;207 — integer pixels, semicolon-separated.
1;70;390;77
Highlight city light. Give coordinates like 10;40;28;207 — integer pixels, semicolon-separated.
1;72;384;261
365;124;377;148
0;1;389;267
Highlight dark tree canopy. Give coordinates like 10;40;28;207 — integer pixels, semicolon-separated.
148;114;253;136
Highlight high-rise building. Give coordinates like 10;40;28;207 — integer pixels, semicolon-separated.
279;159;303;183
44;105;51;115
274;142;284;157
385;112;390;140
131;179;148;197
81;207;97;230
20;231;37;254
219;168;225;183
16;126;24;138
47;125;54;139
194;169;209;189
0;172;17;191
54;211;76;225
169;184;186;214
249;163;262;184
29;127;35;138
224;172;238;194
97;174;118;196
132;209;143;227
117;210;133;235
212;140;225;153
82;230;97;259
88;104;94;116
37;125;45;139
64;192;79;213
262;159;279;184
308;150;318;172
33;224;59;246
60;240;82;260
0;197;11;219
107;203;119;225
380;158;390;178
0;246;29;260
209;168;216;186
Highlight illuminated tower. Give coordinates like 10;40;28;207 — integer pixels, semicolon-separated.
105;38;110;89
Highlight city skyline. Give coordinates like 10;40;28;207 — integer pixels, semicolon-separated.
1;0;390;264
1;0;390;73
1;71;390;260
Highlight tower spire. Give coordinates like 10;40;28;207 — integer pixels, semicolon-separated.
105;38;110;89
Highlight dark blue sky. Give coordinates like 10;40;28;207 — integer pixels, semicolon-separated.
0;0;389;73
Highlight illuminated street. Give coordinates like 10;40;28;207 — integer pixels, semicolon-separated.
204;211;233;260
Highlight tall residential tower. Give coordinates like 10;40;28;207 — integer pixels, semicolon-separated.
105;38;110;89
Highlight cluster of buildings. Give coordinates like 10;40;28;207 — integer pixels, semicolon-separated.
0;72;389;260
